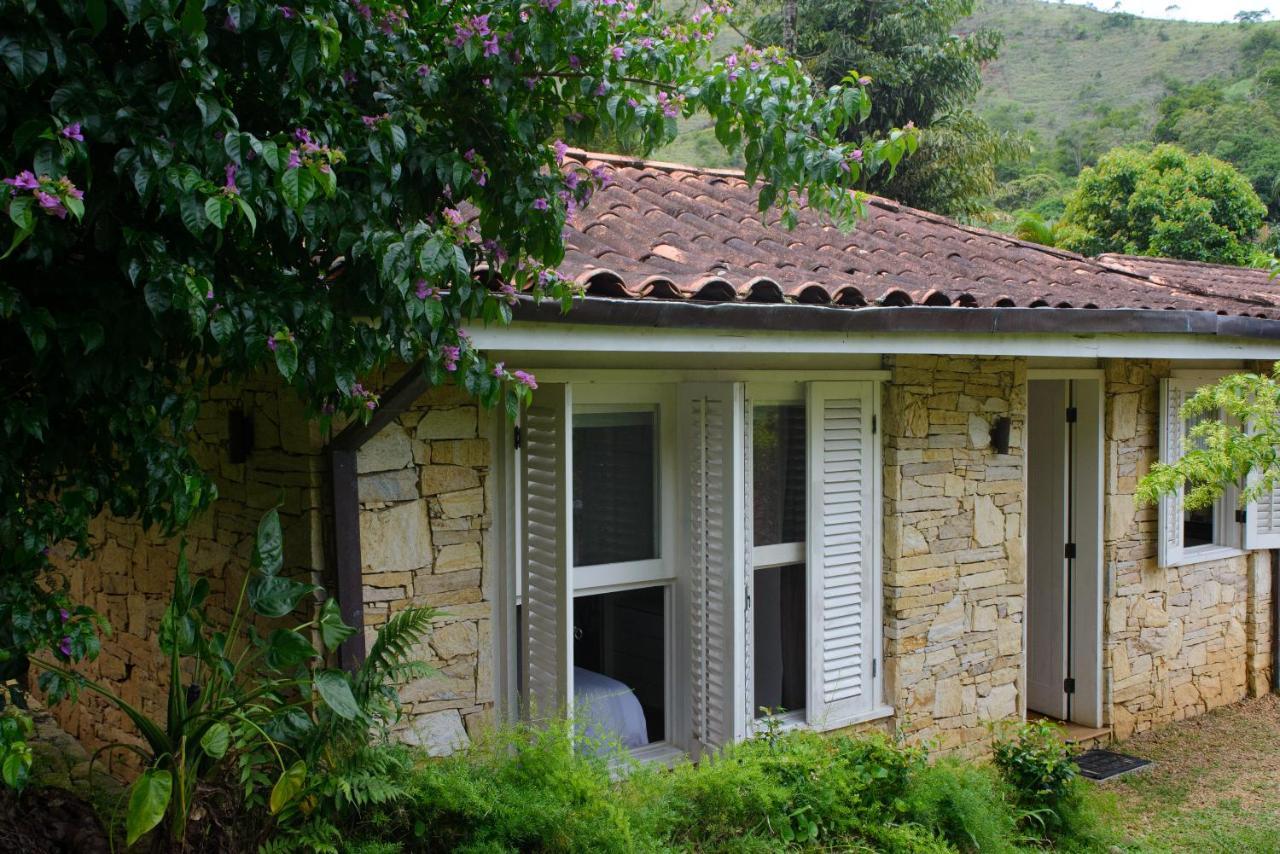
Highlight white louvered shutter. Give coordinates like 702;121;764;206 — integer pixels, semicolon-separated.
1157;379;1186;567
1244;447;1280;548
520;383;573;720
679;382;746;754
806;382;877;729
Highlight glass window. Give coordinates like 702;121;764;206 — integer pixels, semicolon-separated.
574;586;666;747
753;404;806;547
572;410;658;567
752;563;806;718
1182;409;1222;549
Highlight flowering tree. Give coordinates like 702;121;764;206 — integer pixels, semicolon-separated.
0;0;915;663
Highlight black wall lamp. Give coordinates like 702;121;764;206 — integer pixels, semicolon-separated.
228;406;255;463
989;417;1011;455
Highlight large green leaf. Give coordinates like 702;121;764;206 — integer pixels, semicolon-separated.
264;628;318;670
247;575;314;619
199;722;230;759
269;760;307;814
318;598;356;651
126;769;171;847
314;669;360;720
253;508;283;575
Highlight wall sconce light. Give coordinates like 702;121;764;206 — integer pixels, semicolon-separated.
989;417;1011;455
228;406;255;464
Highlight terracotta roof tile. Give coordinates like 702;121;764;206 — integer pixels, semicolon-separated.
553;152;1276;318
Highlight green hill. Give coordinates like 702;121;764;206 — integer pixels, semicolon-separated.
651;0;1280;170
970;0;1278;142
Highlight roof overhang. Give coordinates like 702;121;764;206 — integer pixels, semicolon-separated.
466;297;1280;362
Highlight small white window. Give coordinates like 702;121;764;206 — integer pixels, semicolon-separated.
1158;376;1242;566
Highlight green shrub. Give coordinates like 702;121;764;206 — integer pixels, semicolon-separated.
903;759;1021;853
991;719;1080;839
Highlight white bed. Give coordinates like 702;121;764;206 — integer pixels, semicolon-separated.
573;666;650;750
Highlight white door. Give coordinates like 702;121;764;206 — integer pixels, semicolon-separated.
1027;380;1069;720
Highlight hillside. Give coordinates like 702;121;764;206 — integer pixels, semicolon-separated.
652;0;1280;169
970;0;1278;141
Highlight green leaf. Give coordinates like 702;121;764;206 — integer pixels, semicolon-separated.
318;598;355;651
253;508;283;575
281;167;316;212
264;628;318;670
234;197;257;233
204;195;231;229
247;575;314;618
126;769;172;847
179;0;205;36
8;196;34;232
269;760;307;814
199;722;230;759
314;669;360;720
86;0;108;34
273;338;298;380
179;193;206;236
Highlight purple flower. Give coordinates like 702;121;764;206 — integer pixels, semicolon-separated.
442;345;460;372
513;370;538;389
279;5;296;19
565;170;580;190
59;637;73;657
224;162;239;194
442;207;464;227
595;82;608;96
267;336;278;352
463;148;476;162
553;139;568;163
472;13;492;36
472;169;487;186
532;197;548;211
3;170;39;192
206;288;215;300
59;608;70;622
287;148;302;169
365;399;377;410
415;279;435;299
362;115;379;128
850;148;863;163
293;127;312;144
35;191;66;218
493;361;505;377
612;46;625;60
568;54;581;69
61;122;84;142
539;0;561;11
483;35;500;57
591;165;613;186
858;75;872;86
343;69;358;85
354;2;372;20
417;64;431;76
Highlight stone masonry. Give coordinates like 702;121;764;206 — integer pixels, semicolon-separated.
47;376;328;773
881;355;1027;756
356;384;494;756
1102;359;1273;739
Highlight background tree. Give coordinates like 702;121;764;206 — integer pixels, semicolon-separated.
0;0;916;666
749;0;1024;217
1055;144;1268;265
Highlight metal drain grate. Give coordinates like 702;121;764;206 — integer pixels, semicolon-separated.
1074;749;1153;781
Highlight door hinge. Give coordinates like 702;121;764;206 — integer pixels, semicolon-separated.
1065;406;1078;424
513;426;522;449
872;414;878;434
1236;508;1248;525
872;658;878;678
1064;542;1076;560
1064;677;1076;695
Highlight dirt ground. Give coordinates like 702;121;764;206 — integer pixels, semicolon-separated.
1100;693;1280;852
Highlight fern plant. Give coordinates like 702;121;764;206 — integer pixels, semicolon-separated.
265;606;438;852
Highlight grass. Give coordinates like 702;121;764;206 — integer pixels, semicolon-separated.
1100;693;1280;852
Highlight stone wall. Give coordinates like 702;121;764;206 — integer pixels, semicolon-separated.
48;378;328;773
881;355;1027;755
356;385;494;755
1103;359;1273;739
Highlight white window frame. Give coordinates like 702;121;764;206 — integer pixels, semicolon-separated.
1160;372;1245;567
745;384;809;730
497;370;890;755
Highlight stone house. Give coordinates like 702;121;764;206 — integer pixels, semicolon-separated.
55;152;1279;765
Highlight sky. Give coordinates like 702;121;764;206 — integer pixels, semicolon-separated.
1059;0;1272;22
